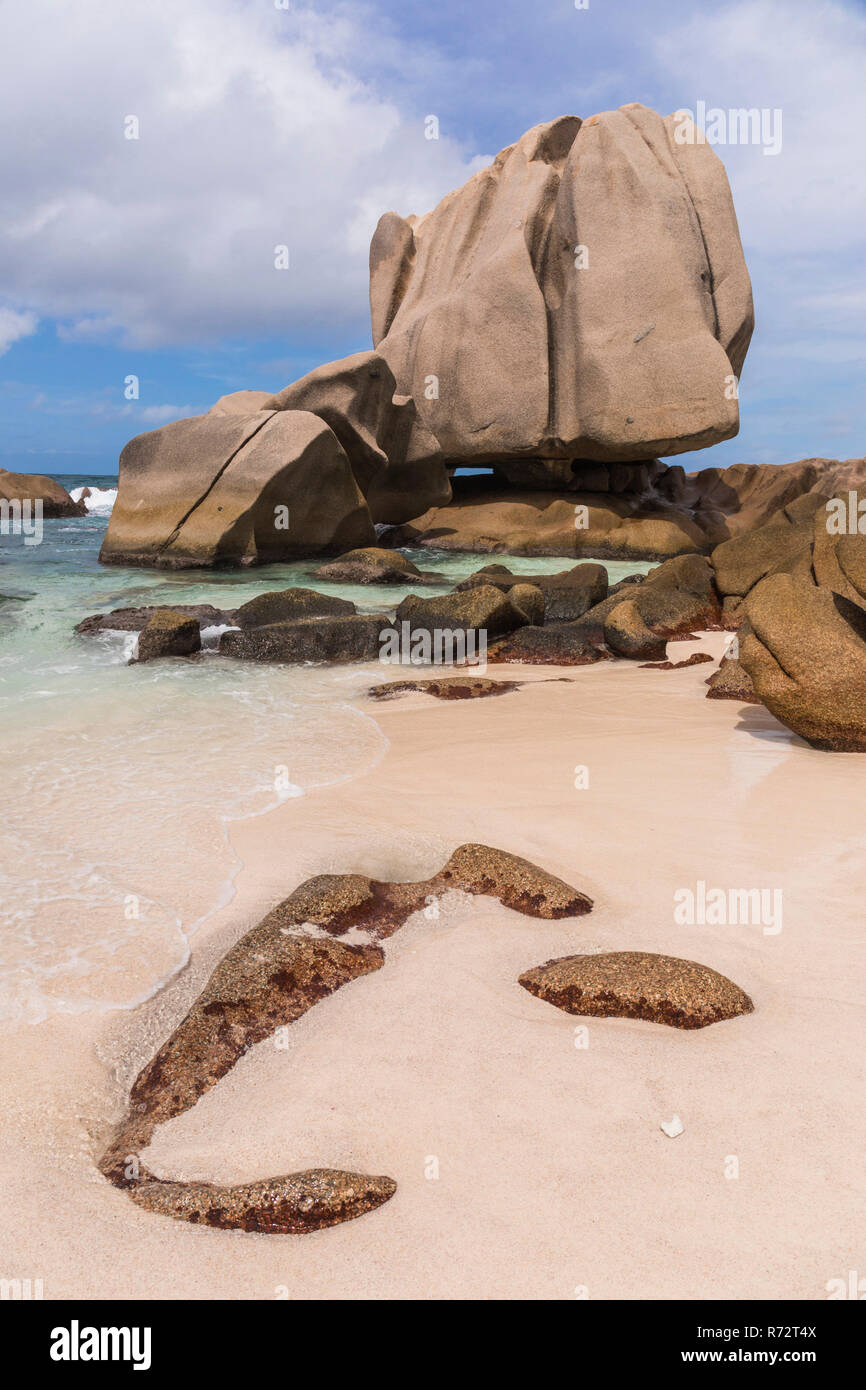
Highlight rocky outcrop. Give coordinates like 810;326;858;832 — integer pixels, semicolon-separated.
519;952;753;1029
100;411;376;568
640;651;713;670
100;845;591;1231
135;609;201;662
739;574;866;750
0;468;85;519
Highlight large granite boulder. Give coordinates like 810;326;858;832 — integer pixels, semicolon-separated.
262;351;450;524
371;105;753;466
739;574;866;749
100;410;376;568
0;468;85;519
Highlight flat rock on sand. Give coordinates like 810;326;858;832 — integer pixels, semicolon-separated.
519;951;753;1029
368;676;521;701
100;843;592;1233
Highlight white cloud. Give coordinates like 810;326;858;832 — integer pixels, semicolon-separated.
654;0;866;258
0;0;483;349
0;307;37;355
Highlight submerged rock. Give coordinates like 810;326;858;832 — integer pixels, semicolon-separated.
233;586;355;628
395;585;530;638
77;603;234;635
134;609;201;662
519;951;753;1029
220;613;388;664
312;546;436;584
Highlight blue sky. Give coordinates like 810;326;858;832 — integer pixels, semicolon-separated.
0;0;864;478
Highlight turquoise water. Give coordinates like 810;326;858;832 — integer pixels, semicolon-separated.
0;479;649;1023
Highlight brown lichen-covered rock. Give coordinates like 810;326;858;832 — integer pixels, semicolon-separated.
740;573;866;749
505;583;545;626
604;600;668;660
711;491;825;599
368;675;521;701
640;651;713;670
519;951;753;1029
433;843;592;918
456;561;608;621
220;613;388;664
395;585;529;638
233;587;355;629
705;654;760;702
487;623;609;666
125;1168;398;1235
312;546;438;585
135;609;201;662
100;844;591;1233
76;603;233;635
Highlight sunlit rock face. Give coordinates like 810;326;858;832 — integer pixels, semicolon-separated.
370;104;754;474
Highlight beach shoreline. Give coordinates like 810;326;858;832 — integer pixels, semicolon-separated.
2;634;865;1299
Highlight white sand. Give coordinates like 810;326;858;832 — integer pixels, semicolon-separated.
2;634;865;1299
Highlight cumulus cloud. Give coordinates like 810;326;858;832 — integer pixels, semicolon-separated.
654;0;866;258
0;307;38;355
0;0;485;349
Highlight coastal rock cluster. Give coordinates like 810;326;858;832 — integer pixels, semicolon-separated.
100;845;751;1234
96;103;764;569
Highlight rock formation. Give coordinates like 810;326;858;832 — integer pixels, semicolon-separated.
99;103;772;569
99;844;592;1232
1;468;85;519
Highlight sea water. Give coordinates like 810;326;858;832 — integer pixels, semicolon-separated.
0;477;648;1022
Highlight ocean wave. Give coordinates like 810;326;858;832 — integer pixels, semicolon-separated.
70;484;117;515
